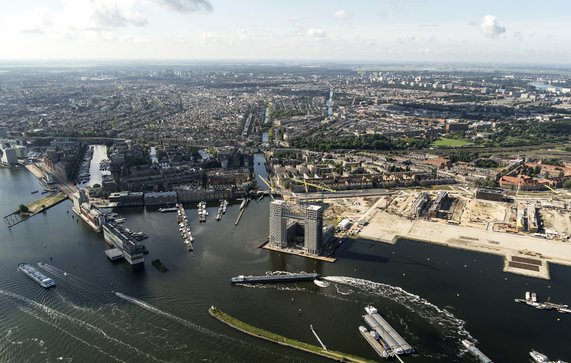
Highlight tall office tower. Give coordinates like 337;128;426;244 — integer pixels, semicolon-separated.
304;205;323;255
269;200;287;247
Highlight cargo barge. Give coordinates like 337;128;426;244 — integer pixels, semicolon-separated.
231;272;319;284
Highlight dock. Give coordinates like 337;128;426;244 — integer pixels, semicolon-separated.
105;248;124;261
3;191;68;228
177;204;194;251
234;208;245;225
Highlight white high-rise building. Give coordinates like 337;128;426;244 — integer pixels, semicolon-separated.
269;200;287;247
304;205;323;255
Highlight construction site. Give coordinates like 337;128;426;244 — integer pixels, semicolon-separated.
315;186;571;280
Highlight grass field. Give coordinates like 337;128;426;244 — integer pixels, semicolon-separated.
432;138;472;147
26;192;67;214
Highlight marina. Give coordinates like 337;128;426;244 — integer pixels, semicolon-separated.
215;200;228;221
198;201;207;223
17;263;55;288
177;203;194;251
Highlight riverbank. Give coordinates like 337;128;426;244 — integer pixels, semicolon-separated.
358;210;571;279
262;242;337;262
208;306;373;363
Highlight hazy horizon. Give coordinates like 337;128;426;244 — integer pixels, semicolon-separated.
1;0;570;64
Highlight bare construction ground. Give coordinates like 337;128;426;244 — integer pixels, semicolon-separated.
459;199;509;229
319;190;571;280
359;208;571;279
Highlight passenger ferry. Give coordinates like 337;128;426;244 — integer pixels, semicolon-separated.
18;263;55;288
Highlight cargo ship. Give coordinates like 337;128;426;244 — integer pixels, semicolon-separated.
18;263;55;288
231;272;319;284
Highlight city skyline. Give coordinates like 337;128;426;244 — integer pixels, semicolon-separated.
1;0;570;64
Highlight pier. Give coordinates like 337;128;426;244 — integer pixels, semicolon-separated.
3;191;67;228
177;204;194;251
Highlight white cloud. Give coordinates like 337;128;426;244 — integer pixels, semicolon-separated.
16;7;56;34
334;10;350;20
481;15;506;38
199;31;222;44
306;28;327;38
236;28;248;40
152;0;212;13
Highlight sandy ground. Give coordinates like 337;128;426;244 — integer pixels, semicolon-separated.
460;199;509;229
359;210;571;279
542;209;571;235
25;164;45;179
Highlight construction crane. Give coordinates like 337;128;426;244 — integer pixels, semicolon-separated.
544;184;562;201
289;178;335;203
257;175;276;200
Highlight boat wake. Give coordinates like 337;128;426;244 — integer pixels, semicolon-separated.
322;276;474;342
114;292;297;361
115;292;214;335
313;280;331;288
0;289;166;363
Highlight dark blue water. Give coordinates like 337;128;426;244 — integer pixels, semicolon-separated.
1;166;570;362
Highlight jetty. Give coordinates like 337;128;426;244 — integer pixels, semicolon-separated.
3;192;67;228
208;306;374;363
177;204;194;251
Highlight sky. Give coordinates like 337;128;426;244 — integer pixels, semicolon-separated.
0;0;570;63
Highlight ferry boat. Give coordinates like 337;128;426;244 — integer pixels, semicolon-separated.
18;263;55;288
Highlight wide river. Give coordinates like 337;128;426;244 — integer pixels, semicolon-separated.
1;158;570;362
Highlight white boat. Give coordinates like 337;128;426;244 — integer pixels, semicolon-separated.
18;263;55;288
530;351;549;363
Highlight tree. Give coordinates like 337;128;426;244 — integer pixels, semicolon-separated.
563;179;571;190
93;183;101;189
19;204;29;214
